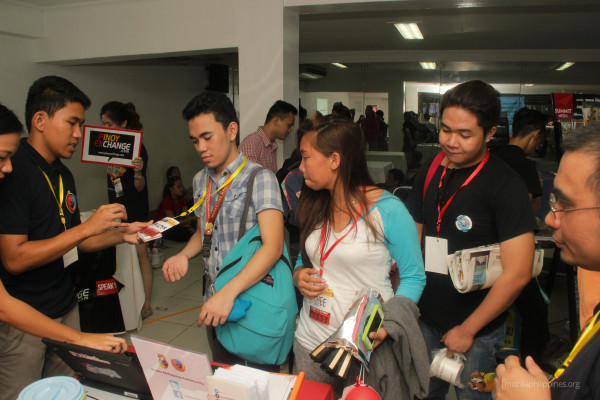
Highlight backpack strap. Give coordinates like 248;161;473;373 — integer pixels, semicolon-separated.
423;151;446;203
238;167;264;241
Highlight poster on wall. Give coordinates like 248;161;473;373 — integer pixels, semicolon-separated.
552;93;574;120
573;94;600;122
500;96;525;136
81;125;142;167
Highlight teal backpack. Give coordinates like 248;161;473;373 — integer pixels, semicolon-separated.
214;168;298;365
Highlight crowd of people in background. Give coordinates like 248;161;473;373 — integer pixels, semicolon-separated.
2;74;599;400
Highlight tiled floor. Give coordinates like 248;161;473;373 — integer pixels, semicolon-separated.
118;240;212;359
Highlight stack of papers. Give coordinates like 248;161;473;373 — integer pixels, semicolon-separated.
207;365;297;400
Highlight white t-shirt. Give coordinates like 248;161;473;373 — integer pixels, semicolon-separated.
294;192;425;351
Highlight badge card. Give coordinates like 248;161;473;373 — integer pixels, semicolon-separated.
81;125;142;168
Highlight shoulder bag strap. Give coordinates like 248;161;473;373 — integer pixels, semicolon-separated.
420;151;445;246
238;167;264;241
423;151;446;204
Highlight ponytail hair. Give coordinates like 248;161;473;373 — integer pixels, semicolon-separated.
100;101;143;130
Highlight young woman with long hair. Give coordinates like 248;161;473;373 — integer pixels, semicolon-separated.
292;116;426;391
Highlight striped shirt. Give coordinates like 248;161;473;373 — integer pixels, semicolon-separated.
238;127;278;173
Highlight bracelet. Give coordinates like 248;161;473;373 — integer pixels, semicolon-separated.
134;175;143;180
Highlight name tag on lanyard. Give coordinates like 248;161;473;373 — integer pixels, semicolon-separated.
39;167;79;267
425;236;448;275
309;288;334;325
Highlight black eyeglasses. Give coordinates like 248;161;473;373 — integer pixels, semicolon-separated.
548;192;600;219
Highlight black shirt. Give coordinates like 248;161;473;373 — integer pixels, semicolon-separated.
551;303;600;400
106;144;149;222
494;145;543;198
405;153;537;334
0;138;80;318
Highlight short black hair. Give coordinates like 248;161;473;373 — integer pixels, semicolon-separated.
512;108;547;139
388;168;404;185
332;102;352;120
0;104;23;135
440;80;500;134
182;91;239;132
299;105;307;121
562;124;600;202
264;100;298;124
25;75;91;132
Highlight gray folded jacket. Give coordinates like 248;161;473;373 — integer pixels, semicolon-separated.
365;295;430;400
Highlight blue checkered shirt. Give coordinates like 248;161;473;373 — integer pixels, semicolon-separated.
192;154;283;282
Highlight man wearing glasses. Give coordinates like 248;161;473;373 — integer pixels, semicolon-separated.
496;125;600;400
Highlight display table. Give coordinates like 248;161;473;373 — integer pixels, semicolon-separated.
367;160;393;184
365;151;407;174
80;211;145;332
84;377;334;400
113;242;145;331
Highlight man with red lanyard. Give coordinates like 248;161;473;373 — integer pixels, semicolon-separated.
405;80;537;400
0;76;149;400
162;91;284;371
495;125;600;400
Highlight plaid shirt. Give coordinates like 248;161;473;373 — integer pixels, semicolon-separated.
238;127;278;173
192;154;283;282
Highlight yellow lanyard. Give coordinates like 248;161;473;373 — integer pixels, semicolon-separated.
552;308;600;381
177;157;247;218
39;168;66;229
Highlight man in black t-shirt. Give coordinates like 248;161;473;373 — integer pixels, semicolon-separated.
495;107;546;212
406;80;537;400
496;125;600;400
495;108;549;363
0;76;149;399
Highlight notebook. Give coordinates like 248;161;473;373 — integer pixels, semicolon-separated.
130;335;213;400
42;337;152;399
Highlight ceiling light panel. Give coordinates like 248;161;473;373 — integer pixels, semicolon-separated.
556;62;575;71
419;62;436;70
394;23;423;40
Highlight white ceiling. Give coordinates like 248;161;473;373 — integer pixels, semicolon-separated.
5;0;600;86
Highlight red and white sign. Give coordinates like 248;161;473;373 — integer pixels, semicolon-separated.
96;279;118;296
553;93;574;120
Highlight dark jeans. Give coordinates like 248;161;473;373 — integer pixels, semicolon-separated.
419;319;505;400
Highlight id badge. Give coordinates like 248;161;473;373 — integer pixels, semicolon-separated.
309;288;333;325
138;217;180;242
112;177;124;198
425;236;449;275
63;247;78;268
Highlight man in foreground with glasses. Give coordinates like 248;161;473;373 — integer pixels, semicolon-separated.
495;125;600;400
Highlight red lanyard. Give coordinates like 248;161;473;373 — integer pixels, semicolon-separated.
318;203;365;275
436;152;489;236
205;178;232;235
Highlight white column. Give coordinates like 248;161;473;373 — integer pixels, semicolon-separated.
237;0;299;167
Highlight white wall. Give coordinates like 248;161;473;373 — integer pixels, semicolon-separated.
300;91;389;122
37;0;237;64
0;34;208;212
